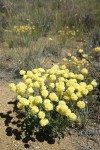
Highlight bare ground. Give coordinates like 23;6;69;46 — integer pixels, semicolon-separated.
0;70;100;150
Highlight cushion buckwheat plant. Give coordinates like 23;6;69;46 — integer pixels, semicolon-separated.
9;53;97;138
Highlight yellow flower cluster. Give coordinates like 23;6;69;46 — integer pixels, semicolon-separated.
62;53;89;70
58;28;78;38
9;56;97;127
13;24;35;33
56;101;77;121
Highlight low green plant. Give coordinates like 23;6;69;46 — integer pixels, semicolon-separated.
9;52;97;138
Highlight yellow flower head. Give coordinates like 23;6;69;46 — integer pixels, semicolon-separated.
71;93;78;101
20;70;26;75
81;88;88;95
32;74;39;80
16;82;27;94
78;49;83;53
77;74;84;80
69;113;77;121
29;82;34;87
49;83;55;89
82;54;88;58
63;95;70;101
58;77;65;82
77;101;85;109
56;84;65;93
41;90;48;98
27;71;33;78
67;53;72;57
73;83;80;90
43;99;51;105
86;85;93;91
66;79;77;87
49;93;58;102
80;82;86;87
38;78;45;85
91;80;97;87
38;111;45;119
38;68;45;73
81;68;88;75
94;47;100;52
9;83;16;92
23;75;28;80
33;81;40;88
65;109;71;117
58;100;66;105
47;68;56;75
34;96;42;104
17;95;22;101
49;74;56;81
49;37;53;41
63;58;67;61
32;68;38;73
66;86;75;95
76;92;82;98
27;87;34;94
31;106;39;114
20;98;29;106
68;72;75;78
42;76;46;80
41;85;47;90
56;104;68;116
60;65;66;70
17;102;24;109
44;103;53;111
28;96;35;104
40;118;49;126
25;78;32;85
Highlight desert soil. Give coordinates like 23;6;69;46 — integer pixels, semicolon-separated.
0;70;100;150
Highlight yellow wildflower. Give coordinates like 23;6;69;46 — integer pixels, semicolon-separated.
65;109;71;117
71;93;78;101
34;96;42;104
77;101;85;109
27;87;34;94
86;85;93;91
20;70;26;75
17;102;24;109
49;83;55;89
41;90;48;98
44;103;53;111
77;74;84;80
40;118;49;126
49;93;58;102
20;98;29;106
81;68;88;75
9;83;16;92
78;49;83;53
69;113;77;121
91;80;97;87
38;111;45;119
31;106;39;114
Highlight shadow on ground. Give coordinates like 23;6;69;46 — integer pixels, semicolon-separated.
0;100;55;148
0;94;100;149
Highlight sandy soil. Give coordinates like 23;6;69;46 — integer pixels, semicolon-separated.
0;71;100;150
